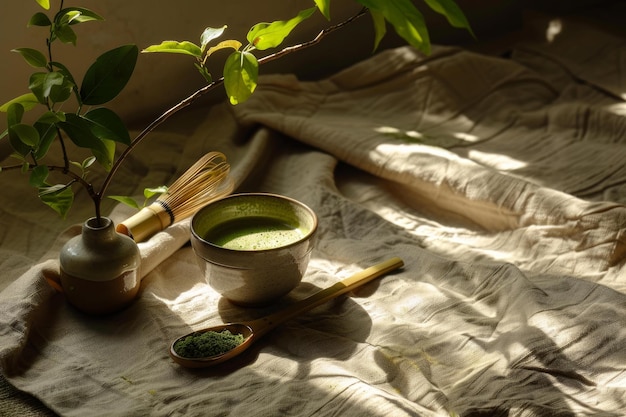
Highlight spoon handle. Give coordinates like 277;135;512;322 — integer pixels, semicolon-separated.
248;257;404;338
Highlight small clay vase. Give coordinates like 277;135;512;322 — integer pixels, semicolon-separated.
59;216;141;315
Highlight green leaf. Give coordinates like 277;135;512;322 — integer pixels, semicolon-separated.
29;165;49;187
8;136;32;158
6;103;24;126
35;0;50;10
314;0;331;20
58;114;116;170
69;156;95;175
206;40;242;57
247;7;316;51
6;102;23;133
55;7;104;25
51;61;81;105
36;110;65;124
356;0;430;54
12;48;48;68
423;0;474;36
81;156;96;169
82;107;131;145
0;93;39;113
111;185;168;210
142;41;202;58
0;93;39;112
144;186;168;199
108;195;140;209
52;5;104;45
9;123;40;147
200;26;227;52
370;9;387;51
91;138;115;172
80;44;138;105
6;104;32;157
70;160;83;171
33;121;58;160
53;22;77;45
224;51;258;105
28;12;52;27
49;76;74;104
39;184;74;218
29;72;64;103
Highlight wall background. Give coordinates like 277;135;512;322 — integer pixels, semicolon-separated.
0;1;520;134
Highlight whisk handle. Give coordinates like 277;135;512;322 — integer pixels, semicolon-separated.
116;204;171;242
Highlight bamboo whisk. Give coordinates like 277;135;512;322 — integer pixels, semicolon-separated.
116;152;234;242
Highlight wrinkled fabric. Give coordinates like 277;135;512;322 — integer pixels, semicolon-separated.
1;19;626;417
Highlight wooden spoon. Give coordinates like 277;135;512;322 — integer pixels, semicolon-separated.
169;257;404;368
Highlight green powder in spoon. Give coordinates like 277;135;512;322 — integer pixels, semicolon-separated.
173;330;244;358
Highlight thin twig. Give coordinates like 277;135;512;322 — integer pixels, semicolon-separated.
2;162;99;215
258;7;368;65
1;163;92;190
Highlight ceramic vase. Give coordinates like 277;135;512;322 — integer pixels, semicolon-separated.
59;216;141;315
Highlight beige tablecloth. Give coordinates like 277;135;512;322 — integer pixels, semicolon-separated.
1;17;625;417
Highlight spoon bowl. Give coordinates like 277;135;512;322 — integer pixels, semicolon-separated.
170;323;255;368
170;257;404;368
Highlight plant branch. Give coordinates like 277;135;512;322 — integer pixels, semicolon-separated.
98;7;368;201
258;7;368;66
98;81;216;200
54;124;71;170
0;162;98;203
47;165;94;193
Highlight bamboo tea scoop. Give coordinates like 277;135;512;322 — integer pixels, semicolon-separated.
169;257;404;368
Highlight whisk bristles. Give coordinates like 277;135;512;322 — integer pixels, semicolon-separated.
117;152;234;242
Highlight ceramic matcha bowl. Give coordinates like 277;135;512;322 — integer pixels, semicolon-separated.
191;193;318;306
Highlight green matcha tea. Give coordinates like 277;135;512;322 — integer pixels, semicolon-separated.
173;330;244;358
204;216;305;250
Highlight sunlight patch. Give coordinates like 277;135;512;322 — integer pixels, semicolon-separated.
468;150;527;171
546;19;562;43
374;126;477;148
604;102;626;114
453;132;479;142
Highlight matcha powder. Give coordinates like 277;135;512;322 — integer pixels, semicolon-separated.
173;330;245;358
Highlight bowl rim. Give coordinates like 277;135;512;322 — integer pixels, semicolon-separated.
191;192;318;253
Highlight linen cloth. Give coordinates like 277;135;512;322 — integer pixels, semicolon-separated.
1;18;626;417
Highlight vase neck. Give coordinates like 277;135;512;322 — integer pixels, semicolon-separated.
82;217;117;245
